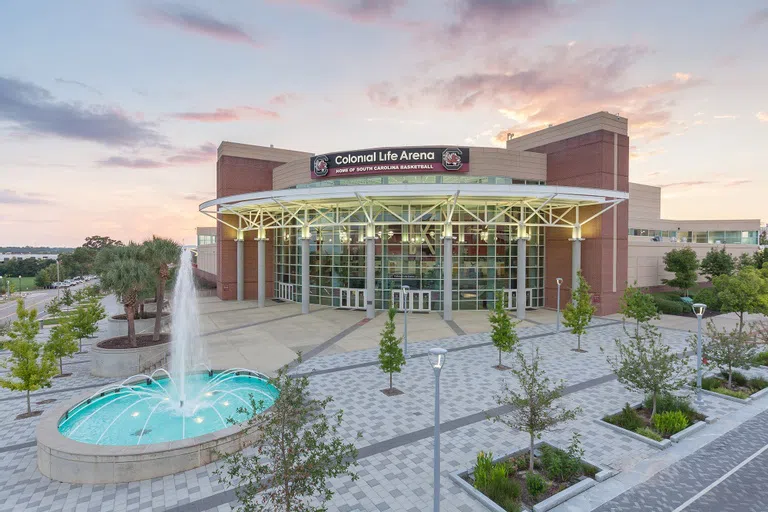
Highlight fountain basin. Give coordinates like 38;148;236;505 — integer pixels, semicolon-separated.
36;370;278;484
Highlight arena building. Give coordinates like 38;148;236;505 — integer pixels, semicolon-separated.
198;112;761;319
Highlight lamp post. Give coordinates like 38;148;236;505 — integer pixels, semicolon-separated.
428;347;447;512
18;275;21;294
555;277;563;333
402;285;410;358
692;303;707;405
56;260;61;296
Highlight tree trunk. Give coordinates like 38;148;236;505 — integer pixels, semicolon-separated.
389;372;393;391
79;337;83;353
577;334;581;351
153;281;165;342
499;349;502;367
59;357;63;375
738;314;744;335
728;366;733;387
26;390;31;414
126;305;137;348
651;393;657;419
529;432;535;471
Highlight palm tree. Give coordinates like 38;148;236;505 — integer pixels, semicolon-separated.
99;244;152;347
142;237;181;342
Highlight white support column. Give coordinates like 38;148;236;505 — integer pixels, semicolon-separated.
301;235;310;314
569;224;584;301
365;226;375;319
443;225;453;321
516;225;529;320
257;236;266;308
236;234;244;302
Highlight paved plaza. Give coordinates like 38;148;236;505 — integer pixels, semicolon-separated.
1;296;768;511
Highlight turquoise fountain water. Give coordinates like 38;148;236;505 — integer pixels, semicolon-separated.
58;250;279;445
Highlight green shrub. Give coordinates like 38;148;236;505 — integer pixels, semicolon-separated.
505;456;527;473
693;288;721;311
484;463;520;504
473;451;493;490
539;444;582;483
753;351;768;367
713;387;749;399
606;403;643;431
700;376;722;391
722;371;748;387
653;295;685;315
652;411;689;436
635;426;663;441
648;393;699;422
748;376;768;391
525;472;547;498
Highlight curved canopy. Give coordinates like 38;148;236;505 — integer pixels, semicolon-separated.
200;183;627;235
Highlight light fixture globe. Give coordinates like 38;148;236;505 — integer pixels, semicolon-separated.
556;277;563;286
428;348;447;370
692;303;707;317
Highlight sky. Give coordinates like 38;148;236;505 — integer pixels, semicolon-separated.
1;0;767;247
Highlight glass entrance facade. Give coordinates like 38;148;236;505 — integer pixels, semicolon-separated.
273;203;545;311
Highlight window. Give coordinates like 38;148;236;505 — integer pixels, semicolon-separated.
197;234;216;245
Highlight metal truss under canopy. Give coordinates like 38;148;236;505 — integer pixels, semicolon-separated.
200;184;628;237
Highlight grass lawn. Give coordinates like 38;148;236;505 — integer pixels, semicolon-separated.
12;277;38;292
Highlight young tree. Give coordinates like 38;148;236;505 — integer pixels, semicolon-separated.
700;247;735;281
45;322;79;376
563;270;596;352
619;283;659;335
0;300;57;415
488;291;520;369
662;247;699;295
378;307;406;395
713;266;768;334
491;349;581;471
61;288;74;307
45;297;63;320
605;324;690;418
69;301;106;352
753;248;768;270
99;244;153;347
142;236;180;341
216;364;359;512
693;322;756;387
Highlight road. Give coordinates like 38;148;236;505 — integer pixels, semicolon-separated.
594;407;768;512
0;282;93;324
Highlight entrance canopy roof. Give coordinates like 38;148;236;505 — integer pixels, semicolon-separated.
200;183;628;235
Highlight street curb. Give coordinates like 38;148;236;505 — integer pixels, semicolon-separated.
533;478;596;512
670;420;707;443
749;386;768;400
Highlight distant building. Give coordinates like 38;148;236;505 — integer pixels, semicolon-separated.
194;227;217;285
0;253;59;262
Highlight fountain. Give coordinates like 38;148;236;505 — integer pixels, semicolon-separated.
37;249;279;483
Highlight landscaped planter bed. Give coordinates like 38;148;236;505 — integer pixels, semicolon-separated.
598;396;707;448
451;442;614;512
696;371;768;403
90;334;170;378
106;311;170;338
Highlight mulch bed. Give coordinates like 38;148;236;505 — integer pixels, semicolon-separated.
493;364;512;371
97;333;170;350
16;411;43;420
36;399;57;405
53;373;72;379
381;387;404;397
111;312;169;321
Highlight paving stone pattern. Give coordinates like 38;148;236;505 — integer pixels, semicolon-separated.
0;312;756;512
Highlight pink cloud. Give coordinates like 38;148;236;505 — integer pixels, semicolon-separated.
746;7;768;27
98;142;217;168
367;82;400;108
171;106;279;122
98;157;167;168
756;112;768;123
277;0;407;23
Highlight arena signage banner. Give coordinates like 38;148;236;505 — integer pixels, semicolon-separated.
310;147;470;179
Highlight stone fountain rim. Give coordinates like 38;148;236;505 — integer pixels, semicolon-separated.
37;369;274;459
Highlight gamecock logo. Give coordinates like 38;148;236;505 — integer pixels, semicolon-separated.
442;147;463;171
313;155;329;177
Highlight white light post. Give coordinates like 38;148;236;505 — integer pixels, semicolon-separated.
428;347;447;512
56;260;61;296
693;303;707;405
18;275;21;294
402;285;410;358
555;277;563;333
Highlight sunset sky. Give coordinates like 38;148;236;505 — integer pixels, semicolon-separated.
1;0;766;247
